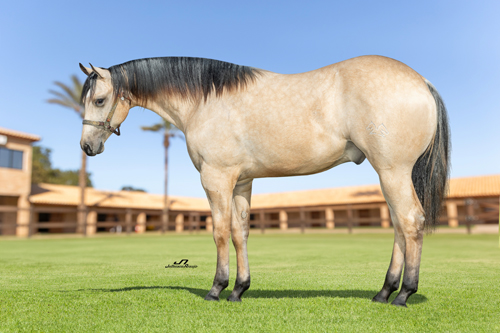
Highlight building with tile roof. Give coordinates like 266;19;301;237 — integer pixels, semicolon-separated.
0;127;40;236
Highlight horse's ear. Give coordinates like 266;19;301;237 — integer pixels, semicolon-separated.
79;63;92;76
89;63;105;79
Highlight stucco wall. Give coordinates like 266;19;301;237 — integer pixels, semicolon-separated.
0;136;33;197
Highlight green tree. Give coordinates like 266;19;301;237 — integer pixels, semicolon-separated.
141;120;182;232
47;75;89;234
121;186;146;192
32;146;92;186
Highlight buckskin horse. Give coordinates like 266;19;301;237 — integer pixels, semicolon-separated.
79;56;450;307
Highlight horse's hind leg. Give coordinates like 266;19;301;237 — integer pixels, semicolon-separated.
227;180;253;302
374;169;425;307
372;226;405;303
201;165;238;301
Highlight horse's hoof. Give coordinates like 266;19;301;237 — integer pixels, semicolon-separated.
227;295;242;302
391;298;408;308
204;294;219;301
372;293;388;304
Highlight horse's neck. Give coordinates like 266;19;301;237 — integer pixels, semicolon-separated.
140;96;199;133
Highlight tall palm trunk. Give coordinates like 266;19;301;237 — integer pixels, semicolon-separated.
140;120;179;233
78;150;87;235
47;75;87;235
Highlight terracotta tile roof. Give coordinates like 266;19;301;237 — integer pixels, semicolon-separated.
30;183;210;212
448;174;500;198
251;174;500;209
0;127;41;142
29;175;500;212
252;184;384;209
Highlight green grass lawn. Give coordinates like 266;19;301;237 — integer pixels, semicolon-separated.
0;233;498;332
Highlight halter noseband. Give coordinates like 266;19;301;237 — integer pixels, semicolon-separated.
82;95;128;136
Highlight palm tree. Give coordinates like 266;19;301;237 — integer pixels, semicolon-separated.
47;75;88;235
141;120;182;232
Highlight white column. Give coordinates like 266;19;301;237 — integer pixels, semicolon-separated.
16;195;30;237
136;212;146;233
380;204;390;228
446;201;459;227
206;216;213;232
175;213;184;233
279;210;288;230
325;208;335;229
86;210;97;235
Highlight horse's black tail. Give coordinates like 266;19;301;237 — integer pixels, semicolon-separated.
411;79;451;233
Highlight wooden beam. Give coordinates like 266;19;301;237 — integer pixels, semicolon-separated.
260;210;265;234
125;209;132;235
300;207;305;234
347;206;353;234
465;198;474;234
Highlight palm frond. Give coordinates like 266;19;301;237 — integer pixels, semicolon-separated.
169;132;185;141
48;89;74;103
54;81;80;104
164;120;181;133
71;75;83;94
141;123;164;132
46;99;76;108
47;76;85;117
47;93;80;111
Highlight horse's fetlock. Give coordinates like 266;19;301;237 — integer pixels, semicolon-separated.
384;272;401;292
236;277;251;291
402;280;418;295
388;279;400;292
215;278;229;289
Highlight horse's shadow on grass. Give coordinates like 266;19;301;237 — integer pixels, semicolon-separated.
74;286;427;304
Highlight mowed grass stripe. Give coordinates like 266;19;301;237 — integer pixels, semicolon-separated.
0;233;498;332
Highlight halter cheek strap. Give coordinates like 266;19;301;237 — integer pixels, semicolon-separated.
82;96;127;136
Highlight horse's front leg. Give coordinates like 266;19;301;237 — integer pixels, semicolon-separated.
227;180;253;302
201;165;238;301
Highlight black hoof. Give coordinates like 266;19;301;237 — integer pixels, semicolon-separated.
204;294;219;301
227;295;242;302
391;298;408;308
372;293;388;304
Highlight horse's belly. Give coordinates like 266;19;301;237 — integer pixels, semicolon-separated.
245;137;346;178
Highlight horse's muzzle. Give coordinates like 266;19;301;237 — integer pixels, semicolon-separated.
82;142;104;156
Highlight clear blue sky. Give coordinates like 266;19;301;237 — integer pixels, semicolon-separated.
1;0;499;197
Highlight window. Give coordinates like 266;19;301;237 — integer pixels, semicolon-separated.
0;148;23;170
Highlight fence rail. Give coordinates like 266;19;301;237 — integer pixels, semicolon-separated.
0;197;498;236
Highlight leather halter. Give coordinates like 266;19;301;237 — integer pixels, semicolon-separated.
82;95;128;136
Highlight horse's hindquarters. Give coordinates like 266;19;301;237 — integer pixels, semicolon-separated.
336;57;438;171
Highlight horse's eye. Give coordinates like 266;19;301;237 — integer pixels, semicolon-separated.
95;98;105;107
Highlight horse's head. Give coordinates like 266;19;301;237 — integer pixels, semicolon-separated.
79;64;131;156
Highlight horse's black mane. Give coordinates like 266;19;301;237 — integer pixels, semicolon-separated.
81;57;262;104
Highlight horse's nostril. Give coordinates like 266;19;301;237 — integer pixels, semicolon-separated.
83;143;93;156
